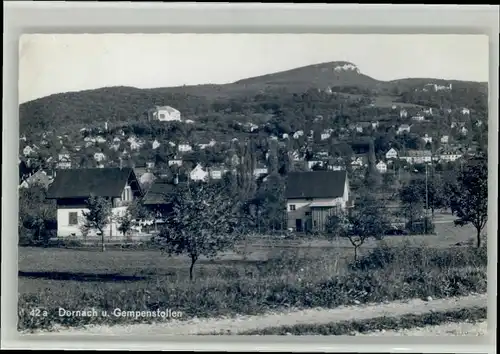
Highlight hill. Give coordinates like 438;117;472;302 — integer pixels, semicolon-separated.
19;61;488;137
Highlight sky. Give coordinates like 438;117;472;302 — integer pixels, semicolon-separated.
18;34;489;104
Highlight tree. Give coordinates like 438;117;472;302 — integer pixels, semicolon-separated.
347;195;390;261
154;183;241;281
81;196;112;252
449;155;488;248
117;211;133;240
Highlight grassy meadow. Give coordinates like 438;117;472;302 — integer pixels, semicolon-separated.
18;223;487;332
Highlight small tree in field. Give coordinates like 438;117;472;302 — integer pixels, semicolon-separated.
117;210;133;240
154;183;240;281
449;155;488;248
342;194;390;262
81;196;112;252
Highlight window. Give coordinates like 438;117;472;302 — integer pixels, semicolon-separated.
68;212;78;225
159;113;166;119
313;220;318;227
289;205;296;211
305;212;311;216
122;186;133;201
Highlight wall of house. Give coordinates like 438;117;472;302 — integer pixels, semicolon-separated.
287;196;346;231
56;206;128;238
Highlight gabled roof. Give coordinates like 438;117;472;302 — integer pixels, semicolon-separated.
142;179;187;205
46;167;139;199
286;171;347;199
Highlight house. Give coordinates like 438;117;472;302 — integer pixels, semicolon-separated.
385;148;398;160
400;109;408;118
190;164;209;182
45;168;142;238
148;105;181;122
57;149;72;169
94;152;106;163
282;133;289;139
371;121;380;129
399;150;432;164
142;176;187;224
253;165;268;178
23;146;35;157
460;127;468;135
168;158;183;167
178;144;192;153
411;115;425;122
152;140;161;150
397;124;411;135
350;157;365;169
293;131;304;139
209;165;227;180
307;160;325;170
320;132;331;141
422;134;433;144
440;135;449;144
439;149;462;162
19;170;53;189
422;108;433;116
376;161;388;174
461;108;470;115
286;171;350;232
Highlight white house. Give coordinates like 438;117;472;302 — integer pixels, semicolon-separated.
399;150;432;164
400;109;408;118
422;134;433;144
149;106;181;122
152;140;161;150
178;144;192;153
57;152;72;169
168;159;183;167
285;171;350;232
440;135;449;144
23;146;35;157
439;150;462;162
94;152;106;162
350;157;365;169
253;165;269;178
397;124;412;135
461;108;470;115
189;164;209;182
46;168;142;239
293;131;304;139
412;115;425;122
95;136;107;144
321;132;331;141
385;148;398;160
209;166;227;180
376;161;388;174
422;108;433;116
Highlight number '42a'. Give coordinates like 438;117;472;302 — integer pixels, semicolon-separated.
30;308;48;317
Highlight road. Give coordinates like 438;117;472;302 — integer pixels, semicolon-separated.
24;293;487;336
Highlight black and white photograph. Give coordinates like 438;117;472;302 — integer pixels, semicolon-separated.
16;33;490;337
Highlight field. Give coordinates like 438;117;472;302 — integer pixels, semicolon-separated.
18;222;487;332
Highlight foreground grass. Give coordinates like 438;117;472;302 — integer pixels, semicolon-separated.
236;307;487;335
18;237;487;332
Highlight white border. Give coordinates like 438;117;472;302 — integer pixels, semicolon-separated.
2;2;498;352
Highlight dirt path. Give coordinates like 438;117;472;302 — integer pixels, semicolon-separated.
355;321;488;336
25;293;487;336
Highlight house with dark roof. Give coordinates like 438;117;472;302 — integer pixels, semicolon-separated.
46;167;142;238
285;171;350;233
142;176;188;218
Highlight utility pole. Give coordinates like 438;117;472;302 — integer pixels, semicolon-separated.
425;163;429;235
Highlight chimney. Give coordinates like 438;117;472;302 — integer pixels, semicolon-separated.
174;174;179;185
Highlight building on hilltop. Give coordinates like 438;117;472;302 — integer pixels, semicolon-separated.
148;105;181;122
